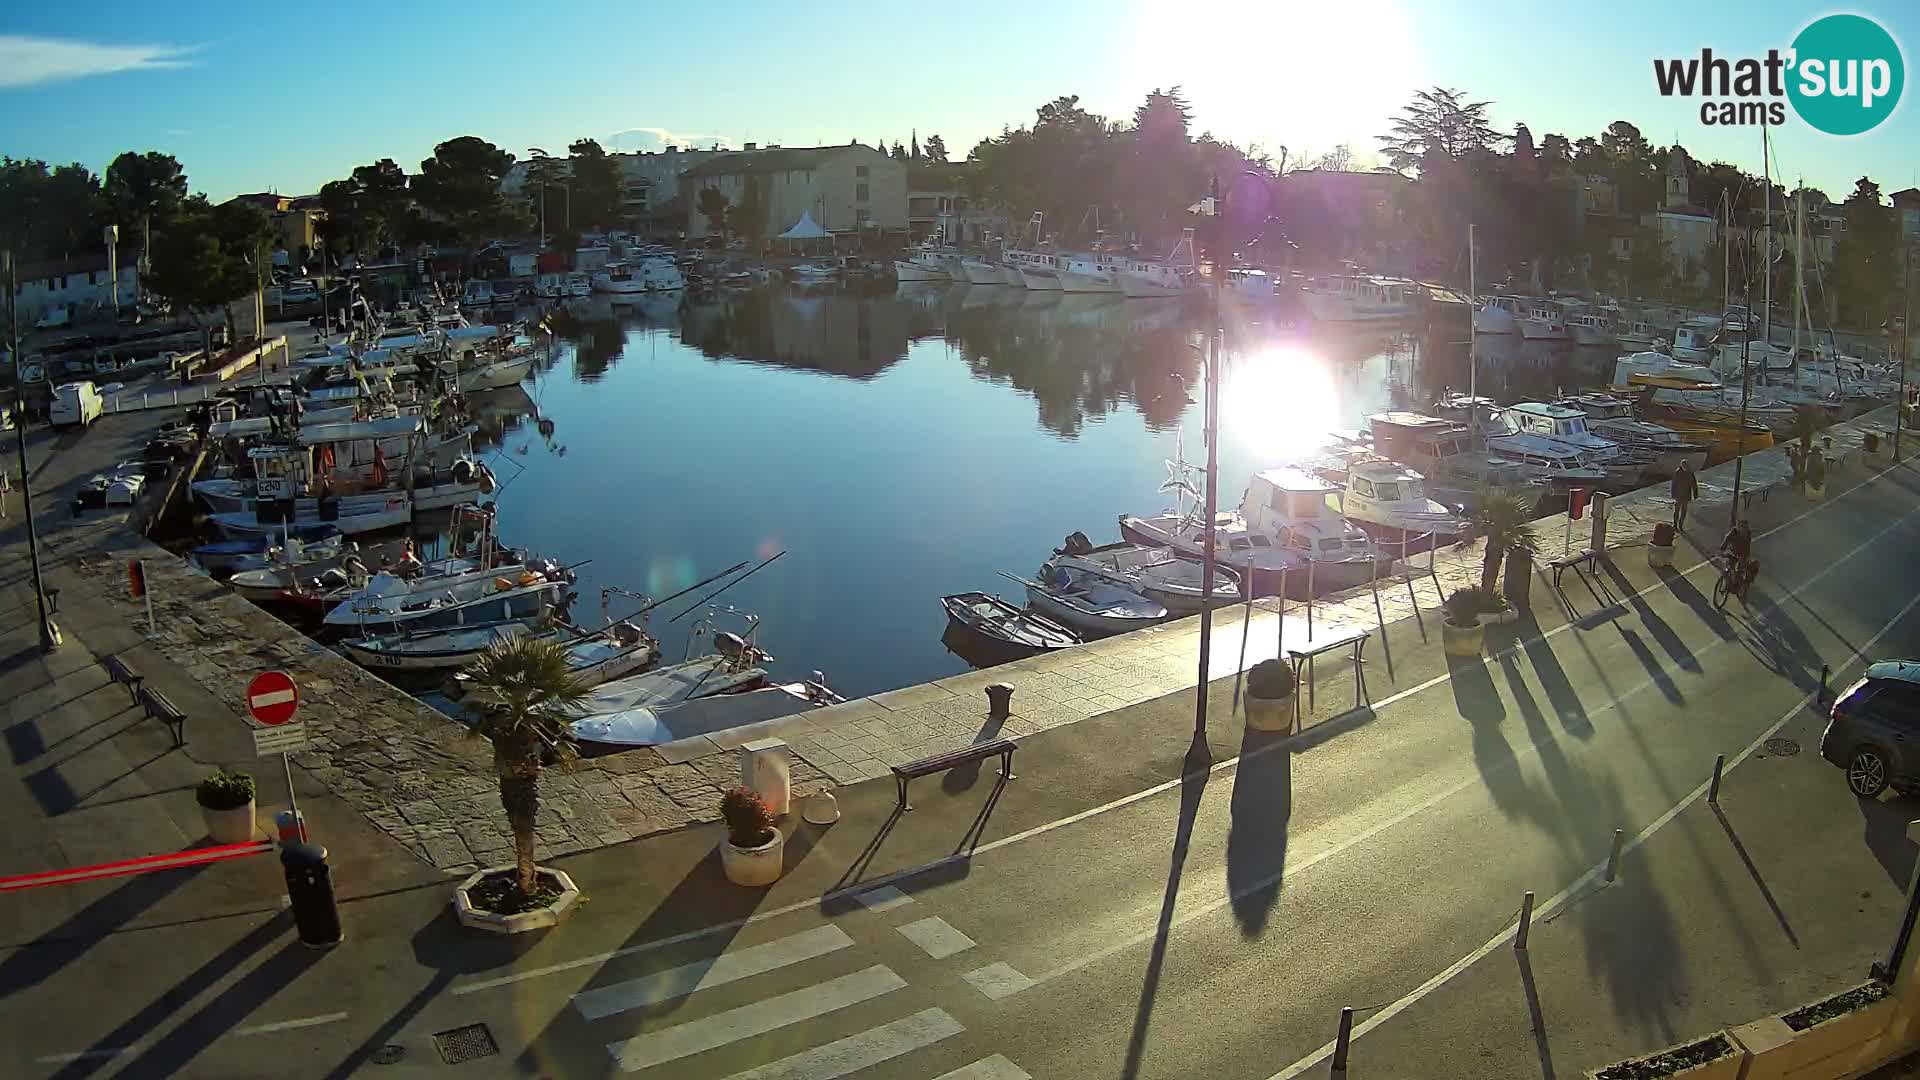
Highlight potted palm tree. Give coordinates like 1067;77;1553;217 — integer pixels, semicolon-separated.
720;786;784;886
1806;449;1828;501
1443;587;1489;656
1649;521;1677;569
453;636;588;933
197;768;257;843
1460;491;1537;624
1243;658;1297;732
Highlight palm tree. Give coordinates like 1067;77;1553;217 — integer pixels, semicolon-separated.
1463;491;1540;595
461;637;590;894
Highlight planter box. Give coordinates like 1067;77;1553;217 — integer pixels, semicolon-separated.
201;799;256;844
1586;1031;1746;1080
1732;982;1897;1080
1648;543;1674;569
1806;482;1827;502
1442;620;1485;657
1244;692;1294;732
1480;607;1520;626
721;828;785;886
453;866;582;934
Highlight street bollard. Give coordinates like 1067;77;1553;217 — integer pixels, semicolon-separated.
986;682;1014;718
1605;828;1626;883
1820;664;1831;705
1330;1006;1355;1077
281;842;342;948
1515;891;1535;951
1708;755;1726;805
275;808;308;845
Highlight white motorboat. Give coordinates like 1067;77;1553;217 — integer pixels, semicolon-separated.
1612;350;1718;389
1670;318;1720;361
1567;313;1617;347
1556;393;1709;477
1473;295;1524;335
565;272;593;298
1046;534;1241;614
1017;565;1167;638
1365;411;1544;514
225;539;408;603
894;245;954;282
1234;468;1385;592
1225;267;1276;305
1317;458;1467;556
1007;249;1062;290
1517;301;1568;340
569;678;841;751
1616;319;1662;349
345;619;656;682
595;256;686;296
787;262;840;282
458;353;533;391
212;496;413;538
324;572;567;636
1505;401;1648;487
1301;275;1419;323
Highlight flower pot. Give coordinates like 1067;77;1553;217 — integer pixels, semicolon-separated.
1648;542;1674;569
201;798;256;844
1244;691;1295;732
721;827;785;886
1807;481;1826;502
1586;1031;1745;1079
452;866;582;934
1442;619;1485;656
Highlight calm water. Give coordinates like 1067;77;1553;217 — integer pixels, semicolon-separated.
457;285;1623;699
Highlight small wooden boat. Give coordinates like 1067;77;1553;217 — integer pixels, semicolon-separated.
346;619;656;683
189;525;343;575
1017;567;1167;638
940;592;1082;667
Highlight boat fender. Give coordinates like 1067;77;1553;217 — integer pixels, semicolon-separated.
495;577;514;592
517;571;540;587
477;463;496;494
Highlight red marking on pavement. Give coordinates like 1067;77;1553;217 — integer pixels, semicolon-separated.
0;841;274;891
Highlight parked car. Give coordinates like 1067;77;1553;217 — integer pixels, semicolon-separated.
1820;661;1920;797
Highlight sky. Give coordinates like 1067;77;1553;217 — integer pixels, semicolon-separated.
0;0;1915;203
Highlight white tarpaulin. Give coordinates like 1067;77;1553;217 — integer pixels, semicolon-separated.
777;210;829;240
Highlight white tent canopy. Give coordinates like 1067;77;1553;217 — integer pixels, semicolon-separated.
778;210;829;240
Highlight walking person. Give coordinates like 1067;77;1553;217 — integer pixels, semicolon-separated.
1671;460;1698;531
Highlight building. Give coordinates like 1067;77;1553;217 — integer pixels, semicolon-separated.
907;163;1004;246
1642;147;1717;285
221;193;323;266
12;253;139;325
500;147;724;238
678;143;907;246
1894;188;1920;247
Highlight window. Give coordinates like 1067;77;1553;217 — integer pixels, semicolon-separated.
1373;482;1401;502
1351;478;1375;498
856;183;869;202
855;165;869;178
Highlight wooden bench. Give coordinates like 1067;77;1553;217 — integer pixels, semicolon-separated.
891;738;1016;811
136;685;187;748
103;654;144;705
1285;625;1372;729
1548;549;1598;588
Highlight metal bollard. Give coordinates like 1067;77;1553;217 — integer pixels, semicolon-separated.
1604;828;1626;883
1820;664;1831;705
1515;891;1535;951
275;808;308;845
1329;1006;1355;1076
986;682;1014;718
281;842;342;947
1708;754;1726;805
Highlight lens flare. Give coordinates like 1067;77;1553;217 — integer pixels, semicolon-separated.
1217;346;1339;463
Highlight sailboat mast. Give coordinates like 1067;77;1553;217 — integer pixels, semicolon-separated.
1732;127;1768;518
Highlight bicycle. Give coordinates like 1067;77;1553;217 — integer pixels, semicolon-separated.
1711;552;1758;609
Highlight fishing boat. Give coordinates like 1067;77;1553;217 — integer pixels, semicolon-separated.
1616;318;1662;349
321;565;570;636
1473;295;1524;335
211;496;413;538
1057;251;1124;294
1556;393;1710;477
1301;275;1419;323
1316;458;1468;557
1016;565;1167;638
895;244;954;282
786;262;840;282
1517;301;1568;341
940;592;1082;667
189;524;344;576
1119;440;1307;597
1046;533;1242;614
1118;229;1200;299
343;619;656;682
1234;468;1386;592
1566;313;1617;347
1670;318;1720;361
226;538;414;603
1225;267;1277;305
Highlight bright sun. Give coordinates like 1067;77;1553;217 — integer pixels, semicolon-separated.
1132;0;1422;167
1217;346;1339;464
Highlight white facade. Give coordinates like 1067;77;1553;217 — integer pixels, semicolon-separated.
15;262;138;327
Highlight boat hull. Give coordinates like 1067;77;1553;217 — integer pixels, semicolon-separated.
893;261;948;282
1057;268;1121;294
460;355;533;391
961;260;1005;285
1018;269;1063;291
1118;272;1186;299
1569;326;1616;347
213;500;411;538
1022;586;1159;639
1473;307;1518;334
1303;293;1414;323
1518;320;1568;340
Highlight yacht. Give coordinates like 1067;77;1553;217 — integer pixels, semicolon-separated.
1431;396;1610;489
1517;301;1568;341
1364;412;1542;513
1118;445;1307;597
1566;312;1617;347
894;245;954;282
1505;401;1649;487
1473;295;1525;335
1556;393;1709;477
1301;275;1419;323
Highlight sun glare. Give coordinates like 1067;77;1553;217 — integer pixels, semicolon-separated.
1217;346;1339;464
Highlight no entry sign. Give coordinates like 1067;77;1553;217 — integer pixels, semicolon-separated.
246;671;300;726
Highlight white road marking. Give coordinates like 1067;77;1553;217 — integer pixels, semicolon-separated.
37;1046;138;1065
895;916;976;960
233;1011;349;1036
854;885;913;912
451;464;1916;999
573;926;854;1020
934;1055;1033;1079
606;965;906;1073
249;689;296;708
716;1008;964;1080
962;962;1035;1000
1266;585;1920;1080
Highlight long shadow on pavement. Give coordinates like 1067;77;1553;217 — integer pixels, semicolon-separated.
1119;732;1214;1080
0;860;210;999
1709;804;1800;948
1518;619;1593;737
1601;560;1702;675
1663;570;1738;640
1516;948;1557;1080
1226;729;1293;937
1857;794;1920;888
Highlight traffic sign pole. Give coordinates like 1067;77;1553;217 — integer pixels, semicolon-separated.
246;672;308;843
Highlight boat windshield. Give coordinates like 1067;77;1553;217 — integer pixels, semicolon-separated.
1373;482;1402;501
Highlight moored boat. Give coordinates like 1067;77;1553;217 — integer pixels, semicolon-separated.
1046;533;1242;614
941;591;1082;668
1017;565;1167;638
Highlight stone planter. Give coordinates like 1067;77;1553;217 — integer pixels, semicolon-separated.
1244;691;1295;732
453;866;582;934
1648;542;1674;569
1731;982;1896;1079
721;827;785;886
1586;1031;1745;1080
1807;481;1827;501
1442;619;1485;656
201;798;256;844
1480;606;1520;626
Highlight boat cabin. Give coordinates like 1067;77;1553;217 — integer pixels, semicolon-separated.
1238;468;1366;557
1507;402;1597;441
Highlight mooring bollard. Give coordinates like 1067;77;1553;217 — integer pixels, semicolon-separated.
1708;754;1726;805
1605;828;1626;883
1515;890;1535;951
1330;1006;1355;1076
986;682;1014;718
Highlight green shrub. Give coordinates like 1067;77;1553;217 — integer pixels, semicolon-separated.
1444;586;1493;627
196;768;255;811
720;786;776;848
1246;659;1296;699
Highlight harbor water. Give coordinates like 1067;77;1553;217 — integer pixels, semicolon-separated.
453;283;1633;699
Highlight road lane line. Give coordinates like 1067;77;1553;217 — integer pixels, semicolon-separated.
934;1056;1033;1079
452;467;1918;998
854;885;914;912
895;917;976;960
572;926;854;1020
717;1008;964;1080
233;1012;349;1036
606;964;905;1072
1265;586;1920;1080
961;962;1035;1000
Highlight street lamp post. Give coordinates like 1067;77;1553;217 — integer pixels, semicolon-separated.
1899;242;1913;463
1193;176;1223;741
5;252;62;652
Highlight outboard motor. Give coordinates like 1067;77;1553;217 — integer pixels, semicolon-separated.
450;458;475;484
315;567;350;590
1054;531;1094;556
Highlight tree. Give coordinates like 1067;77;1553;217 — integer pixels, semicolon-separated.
147;198;272;346
923;134;948;164
0;159;105;259
1831;176;1898;328
461;637;590;895
103;151;188;246
890;141;907;162
1310;145;1354;172
697;186;731;238
1376;87;1502;174
1626;224;1673;296
412;136;520;245
1463;491;1539;595
568;138;624;231
1538;134;1571;166
1511;124;1535;162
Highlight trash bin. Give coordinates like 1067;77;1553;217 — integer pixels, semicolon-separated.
281;842;342;947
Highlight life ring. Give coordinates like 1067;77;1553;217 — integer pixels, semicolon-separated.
370;448;388;487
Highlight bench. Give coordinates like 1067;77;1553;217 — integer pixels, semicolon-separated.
103;654;144;705
1548;549;1598;588
136;685;186;748
891;738;1016;811
1285;625;1372;730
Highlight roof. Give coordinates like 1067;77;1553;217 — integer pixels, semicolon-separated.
1370;411;1467;432
1349;459;1421;481
682;145;876;180
1510;401;1582;419
1892;188;1920;208
1252;467;1337;493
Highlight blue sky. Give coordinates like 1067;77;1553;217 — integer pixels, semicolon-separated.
0;0;1914;202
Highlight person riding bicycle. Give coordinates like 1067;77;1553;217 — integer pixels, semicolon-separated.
1719;521;1757;598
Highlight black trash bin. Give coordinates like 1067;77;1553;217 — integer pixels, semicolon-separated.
281;843;342;947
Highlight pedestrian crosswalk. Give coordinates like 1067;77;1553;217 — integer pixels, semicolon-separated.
563;889;1031;1079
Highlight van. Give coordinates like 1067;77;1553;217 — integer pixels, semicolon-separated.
49;381;103;429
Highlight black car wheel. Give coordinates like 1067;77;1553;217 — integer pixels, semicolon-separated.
1847;747;1891;798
